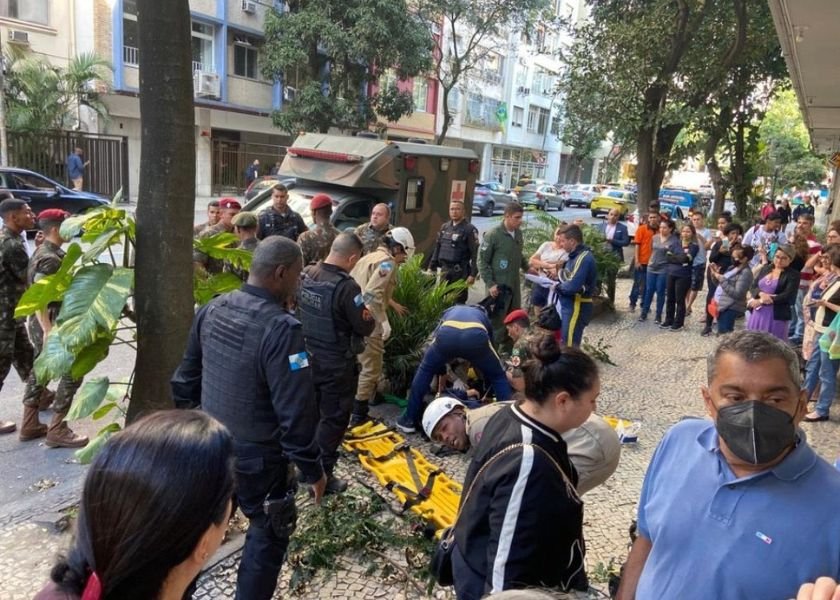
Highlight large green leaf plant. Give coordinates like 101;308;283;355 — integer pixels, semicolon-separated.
14;195;253;462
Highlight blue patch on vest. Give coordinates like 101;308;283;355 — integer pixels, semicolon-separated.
353;293;364;307
288;352;310;371
499;259;509;270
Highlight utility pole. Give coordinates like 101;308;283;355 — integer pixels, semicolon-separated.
0;29;8;166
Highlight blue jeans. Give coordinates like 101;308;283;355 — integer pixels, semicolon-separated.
404;326;511;423
716;309;738;334
641;270;667;319
629;264;647;307
789;287;806;341
804;348;840;417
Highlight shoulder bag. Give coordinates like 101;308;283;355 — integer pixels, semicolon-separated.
430;441;579;586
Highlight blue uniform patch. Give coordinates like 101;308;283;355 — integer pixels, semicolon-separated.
499;259;509;270
288;352;310;371
353;293;365;307
378;261;394;277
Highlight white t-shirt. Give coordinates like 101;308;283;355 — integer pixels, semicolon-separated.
534;241;568;276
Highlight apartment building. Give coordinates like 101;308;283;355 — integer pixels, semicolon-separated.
433;0;602;187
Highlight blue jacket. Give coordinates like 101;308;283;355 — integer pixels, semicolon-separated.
438;304;493;336
558;244;597;299
597;221;630;259
66;153;84;179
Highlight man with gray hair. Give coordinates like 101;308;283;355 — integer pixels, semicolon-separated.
298;233;375;494
172;236;326;600
617;331;840;600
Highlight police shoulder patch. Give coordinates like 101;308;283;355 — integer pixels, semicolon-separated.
288;351;310;371
378;261;394;277
353;293;365;307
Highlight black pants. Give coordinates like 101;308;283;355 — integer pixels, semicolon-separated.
312;358;357;475
441;264;470;304
665;274;691;327
233;440;294;600
704;275;719;329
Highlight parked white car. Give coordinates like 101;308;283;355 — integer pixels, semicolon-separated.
565;184;605;208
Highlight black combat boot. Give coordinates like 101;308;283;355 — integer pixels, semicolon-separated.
348;400;370;427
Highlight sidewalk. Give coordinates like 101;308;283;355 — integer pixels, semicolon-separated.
2;278;839;598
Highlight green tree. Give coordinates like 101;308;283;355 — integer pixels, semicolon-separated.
563;0;756;211
418;0;550;144
5;51;111;133
758;88;826;193
261;0;433;134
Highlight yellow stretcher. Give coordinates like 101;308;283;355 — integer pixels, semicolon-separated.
342;421;462;533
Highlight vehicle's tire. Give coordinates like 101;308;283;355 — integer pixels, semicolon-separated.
482;202;494;217
539;202;546;211
591;210;598;218
559;201;564;211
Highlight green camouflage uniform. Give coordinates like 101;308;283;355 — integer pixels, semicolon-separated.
299;223;340;266
354;223;392;255
505;327;541;380
223;236;259;282
478;224;528;347
193;222;235;275
0;226;39;406
26;240;82;413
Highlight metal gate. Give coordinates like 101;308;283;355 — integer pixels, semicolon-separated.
8;131;129;201
212;139;287;195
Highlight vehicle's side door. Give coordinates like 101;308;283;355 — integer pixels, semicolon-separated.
8;172;60;214
334;197;375;232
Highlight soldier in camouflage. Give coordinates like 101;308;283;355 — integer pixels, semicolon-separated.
298;194;340;266
26;209;88;448
502;308;540;391
428;200;479;303
194;197;240;275
354;203;392;255
257;184;307;241
193;199;220;236
223;211;259;282
0;197;43;439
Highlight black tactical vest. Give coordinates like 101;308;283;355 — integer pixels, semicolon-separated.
200;292;289;442
437;223;469;263
299;270;350;356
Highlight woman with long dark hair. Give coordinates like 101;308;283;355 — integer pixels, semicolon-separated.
451;332;599;599
661;222;698;331
640;219;679;324
35;410;236;600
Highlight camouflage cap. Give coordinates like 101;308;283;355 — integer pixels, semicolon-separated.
232;211;257;228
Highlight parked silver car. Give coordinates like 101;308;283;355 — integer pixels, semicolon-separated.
565;184;605;208
517;184;565;211
473;181;516;217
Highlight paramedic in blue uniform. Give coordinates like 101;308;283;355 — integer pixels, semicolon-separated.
396;304;512;433
555;225;597;347
171;237;325;600
299;233;374;495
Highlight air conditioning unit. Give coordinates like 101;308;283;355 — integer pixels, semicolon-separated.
193;71;221;99
8;30;29;46
283;86;297;102
241;0;257;14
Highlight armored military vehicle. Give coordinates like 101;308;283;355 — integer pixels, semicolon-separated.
242;133;480;257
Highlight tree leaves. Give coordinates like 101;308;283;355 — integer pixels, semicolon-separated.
66;376;110;421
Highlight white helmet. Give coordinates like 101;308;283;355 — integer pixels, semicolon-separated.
387;227;415;258
422;396;465;439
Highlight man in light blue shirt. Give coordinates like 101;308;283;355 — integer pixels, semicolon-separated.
617;331;840;600
66;147;87;191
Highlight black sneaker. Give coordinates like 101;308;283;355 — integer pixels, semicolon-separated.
654;317;662;324
670;325;683;331
701;327;712;337
325;475;348;495
638;314;648;322
659;322;673;329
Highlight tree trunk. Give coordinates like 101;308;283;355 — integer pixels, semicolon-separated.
731;115;749;221
435;84;453;145
128;0;196;422
636;125;656;213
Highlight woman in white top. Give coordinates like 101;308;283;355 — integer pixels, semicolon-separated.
528;226;569;315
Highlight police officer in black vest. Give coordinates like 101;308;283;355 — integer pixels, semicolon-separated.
429;200;479;303
299;233;375;494
171;237;326;600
